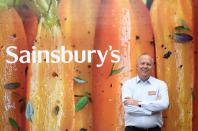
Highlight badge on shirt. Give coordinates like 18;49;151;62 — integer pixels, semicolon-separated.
148;91;156;96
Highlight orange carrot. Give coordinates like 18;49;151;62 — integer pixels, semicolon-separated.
17;5;38;51
58;0;100;130
130;0;156;76
25;0;75;130
0;6;27;131
92;0;132;130
151;0;193;130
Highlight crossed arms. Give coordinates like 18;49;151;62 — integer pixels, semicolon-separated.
122;82;169;116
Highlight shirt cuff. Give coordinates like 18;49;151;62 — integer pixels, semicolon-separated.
138;102;152;115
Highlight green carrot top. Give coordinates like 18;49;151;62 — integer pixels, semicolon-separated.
0;0;21;10
25;0;59;28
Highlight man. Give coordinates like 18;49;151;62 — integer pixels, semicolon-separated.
122;54;169;131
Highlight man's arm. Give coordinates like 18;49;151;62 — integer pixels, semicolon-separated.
123;97;152;115
139;82;169;112
122;81;152;116
124;105;152;116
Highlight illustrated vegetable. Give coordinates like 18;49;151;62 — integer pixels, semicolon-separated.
58;0;100;130
25;0;75;130
92;0;132;130
0;0;27;130
130;0;156;76
16;4;38;51
151;0;193;130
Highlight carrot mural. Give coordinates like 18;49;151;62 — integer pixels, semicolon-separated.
0;1;27;131
17;5;38;51
151;0;193;130
0;0;196;131
25;0;75;130
92;0;132;130
58;0;100;130
130;0;156;76
193;0;198;131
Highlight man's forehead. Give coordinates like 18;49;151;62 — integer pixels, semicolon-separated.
139;55;152;61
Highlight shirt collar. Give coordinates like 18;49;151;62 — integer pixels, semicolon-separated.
136;75;152;84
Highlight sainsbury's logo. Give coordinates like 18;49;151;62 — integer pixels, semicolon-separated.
5;45;121;67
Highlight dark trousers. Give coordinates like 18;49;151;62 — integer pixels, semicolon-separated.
125;126;161;131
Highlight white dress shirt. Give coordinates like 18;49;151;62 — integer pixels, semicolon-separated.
122;76;169;128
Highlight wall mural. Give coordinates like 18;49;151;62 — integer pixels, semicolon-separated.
0;0;197;131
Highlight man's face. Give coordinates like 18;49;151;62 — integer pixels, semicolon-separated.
137;55;153;80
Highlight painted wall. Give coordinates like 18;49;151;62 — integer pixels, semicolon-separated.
0;0;196;131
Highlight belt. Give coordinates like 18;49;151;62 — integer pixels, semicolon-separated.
130;126;160;131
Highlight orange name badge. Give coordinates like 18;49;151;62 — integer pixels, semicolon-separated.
148;91;156;96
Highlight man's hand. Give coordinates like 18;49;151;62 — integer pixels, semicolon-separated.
124;97;140;106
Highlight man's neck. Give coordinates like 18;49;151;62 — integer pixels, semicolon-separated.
139;75;150;82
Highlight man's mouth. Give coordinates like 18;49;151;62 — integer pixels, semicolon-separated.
141;69;149;74
141;69;148;72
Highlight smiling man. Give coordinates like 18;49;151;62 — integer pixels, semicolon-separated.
122;54;169;131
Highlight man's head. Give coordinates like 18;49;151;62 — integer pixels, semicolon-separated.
137;54;154;81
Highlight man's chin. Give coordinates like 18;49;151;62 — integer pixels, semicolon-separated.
141;74;150;79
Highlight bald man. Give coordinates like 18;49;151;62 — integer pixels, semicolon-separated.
122;54;169;131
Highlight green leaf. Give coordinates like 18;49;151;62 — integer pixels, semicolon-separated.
173;33;193;43
9;118;20;131
75;96;89;112
4;82;20;89
175;25;190;31
25;101;34;122
73;77;87;84
146;0;153;10
109;64;124;76
111;67;125;75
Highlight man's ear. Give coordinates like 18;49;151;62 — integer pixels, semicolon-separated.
136;64;139;71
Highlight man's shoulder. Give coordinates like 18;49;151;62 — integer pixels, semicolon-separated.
150;76;167;87
150;76;164;82
123;76;137;84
